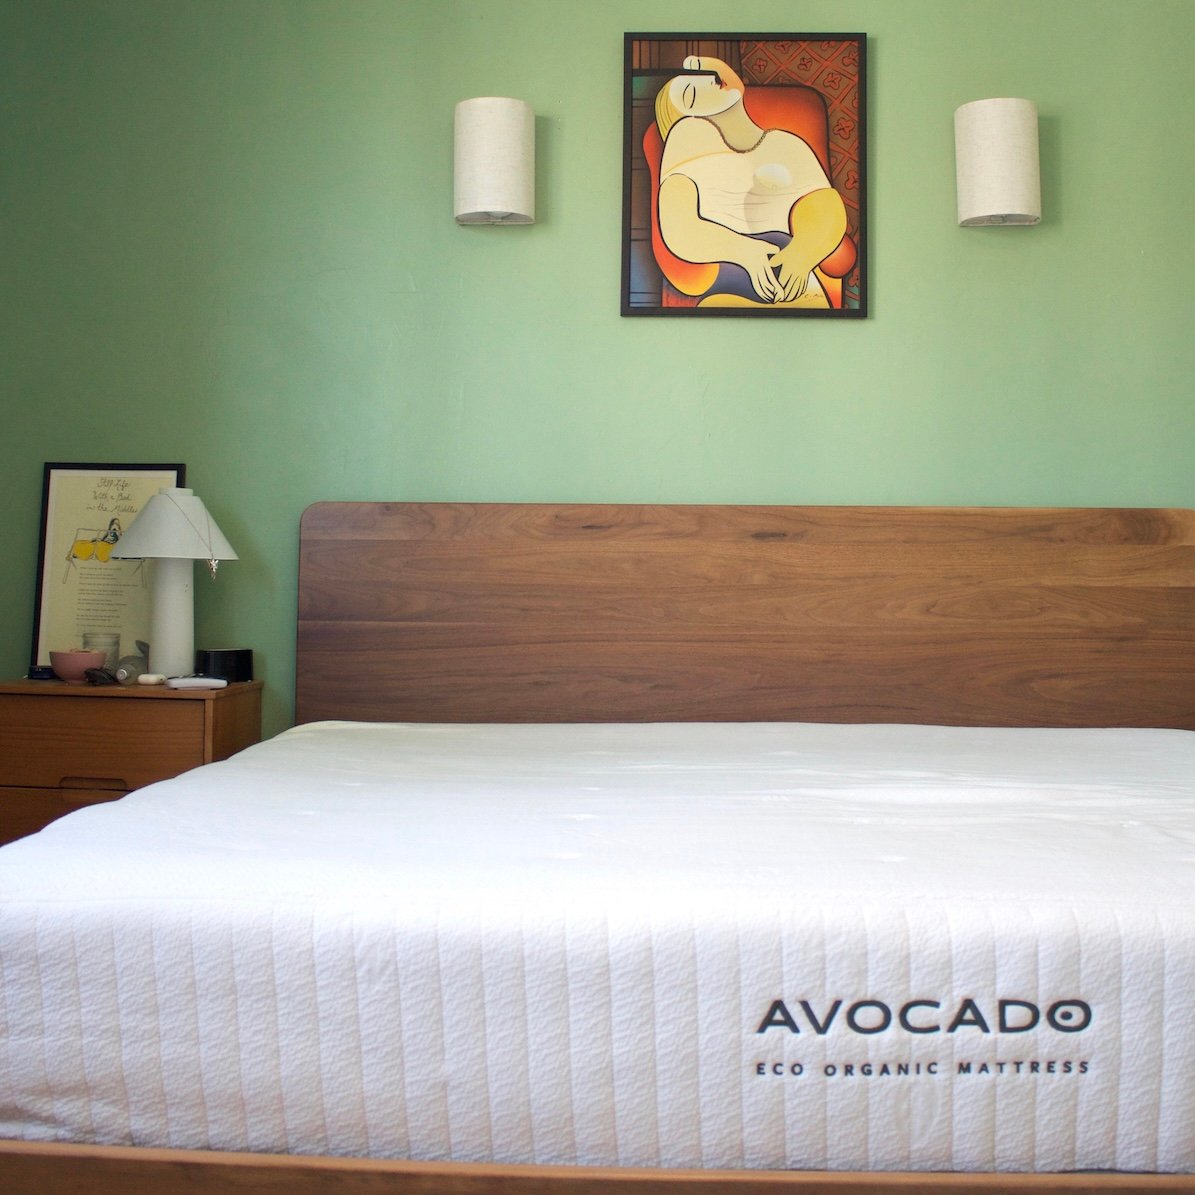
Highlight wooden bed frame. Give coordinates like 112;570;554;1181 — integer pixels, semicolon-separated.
5;502;1195;1195
295;502;1195;730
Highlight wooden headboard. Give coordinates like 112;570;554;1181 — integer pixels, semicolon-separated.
296;503;1195;729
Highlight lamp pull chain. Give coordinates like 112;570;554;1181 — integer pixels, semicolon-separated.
164;490;221;580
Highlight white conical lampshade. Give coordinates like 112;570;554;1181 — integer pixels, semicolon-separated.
110;488;237;561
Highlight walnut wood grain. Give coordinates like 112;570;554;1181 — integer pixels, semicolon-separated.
296;503;1195;728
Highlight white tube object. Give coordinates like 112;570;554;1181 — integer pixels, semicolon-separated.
147;557;195;677
954;98;1041;226
454;97;535;225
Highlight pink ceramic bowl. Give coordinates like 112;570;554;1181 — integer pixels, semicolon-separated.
49;649;106;685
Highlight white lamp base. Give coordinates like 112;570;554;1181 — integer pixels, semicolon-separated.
147;557;195;677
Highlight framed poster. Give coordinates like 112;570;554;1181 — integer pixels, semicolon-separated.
29;462;186;670
622;32;866;317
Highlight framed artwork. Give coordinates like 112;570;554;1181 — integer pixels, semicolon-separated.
622;32;867;318
29;462;185;670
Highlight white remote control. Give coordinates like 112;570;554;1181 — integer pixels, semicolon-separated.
166;676;229;690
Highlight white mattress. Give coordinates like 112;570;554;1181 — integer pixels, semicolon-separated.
1;719;1194;1173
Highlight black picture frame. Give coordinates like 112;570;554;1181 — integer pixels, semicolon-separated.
29;462;186;671
622;32;867;318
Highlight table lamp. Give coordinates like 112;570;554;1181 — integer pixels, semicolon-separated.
110;487;238;677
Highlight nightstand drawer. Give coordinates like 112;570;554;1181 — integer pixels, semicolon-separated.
0;680;262;845
0;693;206;789
0;786;124;844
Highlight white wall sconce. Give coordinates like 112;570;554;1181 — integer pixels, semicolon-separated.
954;97;1041;226
110;487;238;677
454;97;535;225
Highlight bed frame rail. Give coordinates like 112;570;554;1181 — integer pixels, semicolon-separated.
3;1141;1193;1195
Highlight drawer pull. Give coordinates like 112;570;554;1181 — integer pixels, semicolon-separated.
59;776;128;791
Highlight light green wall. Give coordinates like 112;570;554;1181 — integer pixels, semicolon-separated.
3;0;1193;736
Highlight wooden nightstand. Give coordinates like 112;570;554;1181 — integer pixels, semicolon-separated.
0;679;264;845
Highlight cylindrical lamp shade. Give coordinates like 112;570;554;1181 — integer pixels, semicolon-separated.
454;97;535;225
954;98;1041;226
